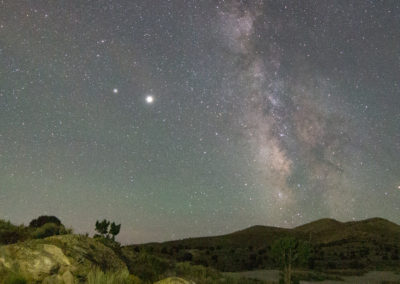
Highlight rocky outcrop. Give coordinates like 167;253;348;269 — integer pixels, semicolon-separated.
0;234;127;283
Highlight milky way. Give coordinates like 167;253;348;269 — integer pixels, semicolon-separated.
217;1;358;223
0;1;399;243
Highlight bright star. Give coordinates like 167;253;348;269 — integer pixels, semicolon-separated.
146;95;154;104
113;88;118;94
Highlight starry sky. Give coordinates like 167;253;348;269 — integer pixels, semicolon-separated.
0;1;399;244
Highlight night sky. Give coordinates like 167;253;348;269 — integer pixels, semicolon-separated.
1;1;399;244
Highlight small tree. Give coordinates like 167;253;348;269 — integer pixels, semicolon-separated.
272;237;311;284
109;222;121;240
95;219;110;238
29;215;62;228
94;219;121;240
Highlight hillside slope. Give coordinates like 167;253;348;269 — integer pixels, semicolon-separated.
125;217;400;271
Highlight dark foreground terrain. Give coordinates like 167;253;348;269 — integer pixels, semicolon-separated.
1;217;400;283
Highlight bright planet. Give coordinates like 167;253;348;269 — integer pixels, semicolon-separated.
145;95;154;104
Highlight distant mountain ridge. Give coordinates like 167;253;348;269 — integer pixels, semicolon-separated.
225;217;399;236
126;217;400;271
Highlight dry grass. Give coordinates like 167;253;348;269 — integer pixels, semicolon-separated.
86;268;141;284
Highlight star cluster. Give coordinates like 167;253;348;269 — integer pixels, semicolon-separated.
0;1;399;243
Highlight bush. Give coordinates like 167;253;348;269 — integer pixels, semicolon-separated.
95;235;121;250
29;216;62;228
174;263;261;284
0;221;30;245
192;255;210;267
178;252;193;262
31;223;69;239
127;253;171;282
86;268;141;284
174;262;220;282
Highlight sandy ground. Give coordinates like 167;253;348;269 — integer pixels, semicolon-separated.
225;270;400;283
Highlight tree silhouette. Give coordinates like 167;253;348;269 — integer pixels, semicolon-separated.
109;222;121;240
29;215;62;228
95;219;121;240
272;237;311;284
95;219;110;238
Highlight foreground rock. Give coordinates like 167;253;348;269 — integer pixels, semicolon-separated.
0;234;127;283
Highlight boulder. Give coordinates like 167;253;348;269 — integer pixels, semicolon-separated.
0;244;69;280
62;270;75;284
0;234;126;283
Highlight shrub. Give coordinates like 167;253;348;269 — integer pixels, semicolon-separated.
95;236;121;250
173;263;261;284
0;221;30;245
174;262;220;281
178;252;193;262
127;253;171;282
193;255;210;267
86;268;141;284
29;216;62;228
32;223;68;239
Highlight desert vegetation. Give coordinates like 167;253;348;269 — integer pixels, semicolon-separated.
271;237;311;284
94;219;121;240
0;215;71;245
1;217;400;283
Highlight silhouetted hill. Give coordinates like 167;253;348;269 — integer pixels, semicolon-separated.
294;218;342;233
125;217;400;271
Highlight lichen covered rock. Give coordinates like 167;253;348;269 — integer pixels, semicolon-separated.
0;234;127;283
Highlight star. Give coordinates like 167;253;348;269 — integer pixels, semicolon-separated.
113;88;118;94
